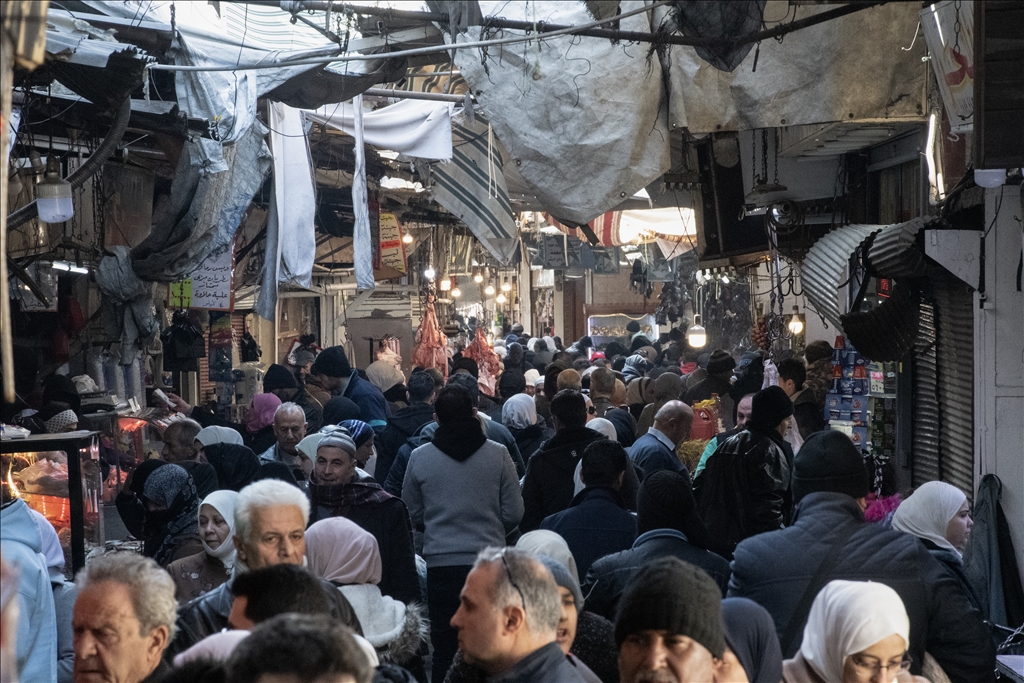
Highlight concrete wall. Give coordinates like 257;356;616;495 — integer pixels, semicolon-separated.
975;186;1024;589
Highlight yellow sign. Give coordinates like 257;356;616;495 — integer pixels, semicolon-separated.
168;279;193;308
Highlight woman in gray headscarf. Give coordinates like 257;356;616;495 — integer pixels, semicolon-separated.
502;393;551;463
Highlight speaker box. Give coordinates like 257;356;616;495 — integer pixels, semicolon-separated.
694;134;768;261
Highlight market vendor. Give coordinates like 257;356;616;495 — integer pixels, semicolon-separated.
39;402;79;434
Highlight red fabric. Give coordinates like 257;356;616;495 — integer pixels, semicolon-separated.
543;212;621;246
412;299;448;379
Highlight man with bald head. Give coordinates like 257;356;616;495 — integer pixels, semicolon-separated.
628;400;693;478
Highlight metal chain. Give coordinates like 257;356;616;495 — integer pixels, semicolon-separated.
760;128;769;184
773;129;780;185
952;0;962;58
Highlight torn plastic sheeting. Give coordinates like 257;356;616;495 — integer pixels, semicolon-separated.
45;28;149;68
95;246;160;365
131;121;272;282
431;116;519;265
658;2;926;132
256;102;317;320
304;99;454;161
452;0;671;226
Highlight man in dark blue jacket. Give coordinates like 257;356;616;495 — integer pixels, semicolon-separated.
627;400;693;478
540;440;637;578
729;430;995;683
310;346;390;429
581;470;729;621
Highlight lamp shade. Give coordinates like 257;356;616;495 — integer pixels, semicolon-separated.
686;315;707;348
36;156;74;224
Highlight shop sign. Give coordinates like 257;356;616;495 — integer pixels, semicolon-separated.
378;211;407;274
542;235;567;269
591;247;620;275
168;246;233;311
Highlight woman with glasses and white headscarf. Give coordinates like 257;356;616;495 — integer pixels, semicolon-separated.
783;580;929;683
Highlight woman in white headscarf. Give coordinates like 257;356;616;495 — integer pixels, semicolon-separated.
502;392;551;463
365;360;408;409
166;490;239;603
783;580;929;683
892;481;978;609
515;529;580;583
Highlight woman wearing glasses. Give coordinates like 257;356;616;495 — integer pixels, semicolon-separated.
783;580;928;683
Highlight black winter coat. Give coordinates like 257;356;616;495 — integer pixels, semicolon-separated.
693;427;791;557
540;486;637;579
508;423;551;463
520;426;608;532
729;492;995;683
581;529;730;621
375;402;436;482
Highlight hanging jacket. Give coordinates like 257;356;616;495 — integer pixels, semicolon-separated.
963;473;1024;628
161;311;206;372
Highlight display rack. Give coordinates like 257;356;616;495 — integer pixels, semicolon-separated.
1;432;103;572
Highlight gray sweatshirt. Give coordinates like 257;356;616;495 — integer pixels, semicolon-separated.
403;438;524;568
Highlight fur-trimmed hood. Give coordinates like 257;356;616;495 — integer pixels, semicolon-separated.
338;584;427;667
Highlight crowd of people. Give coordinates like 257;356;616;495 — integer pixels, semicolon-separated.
0;324;1006;683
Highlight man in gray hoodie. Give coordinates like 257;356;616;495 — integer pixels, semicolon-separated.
402;383;524;682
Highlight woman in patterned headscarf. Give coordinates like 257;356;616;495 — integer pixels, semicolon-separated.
136;463;203;567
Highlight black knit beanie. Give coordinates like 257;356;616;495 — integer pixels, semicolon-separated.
746;385;794;433
262;363;298;390
615;557;725;658
636;470;697;535
792;430;869;503
311;346;351;378
706;349;736;376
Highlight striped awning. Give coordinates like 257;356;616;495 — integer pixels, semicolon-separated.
544;207;697;248
430;116;518;264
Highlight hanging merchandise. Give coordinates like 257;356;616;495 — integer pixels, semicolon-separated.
463;328;501;397
239;330;262;363
160;310;206;373
412;297;448;380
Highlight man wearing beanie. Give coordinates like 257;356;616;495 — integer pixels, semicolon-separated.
729;430;994;682
615;557;725;683
693;385;794;557
310;346;390;428
581;471;729;621
262;363;323;433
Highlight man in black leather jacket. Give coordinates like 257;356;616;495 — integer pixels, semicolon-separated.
729;430;995;683
693;386;794;557
165;480;361;659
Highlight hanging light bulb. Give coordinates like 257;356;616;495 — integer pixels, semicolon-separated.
788;305;805;336
439;277;452;291
35;156;74;224
452;286;462;298
496;292;507;304
402;231;413;244
720;274;730;285
423;267;436;280
686;314;707;348
472;266;483;284
501;277;511;292
484;282;496;296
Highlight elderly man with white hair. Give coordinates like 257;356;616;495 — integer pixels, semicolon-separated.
166;479;361;658
258;402;311;483
72;554;178;683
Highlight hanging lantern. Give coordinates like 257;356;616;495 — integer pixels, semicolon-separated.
452;286;462;298
484;282;496;296
439;277;452;291
402;231;413;244
423;267;436;280
472;266;484;283
501;277;511;292
35;156;74;224
496;292;507;305
686;314;707;348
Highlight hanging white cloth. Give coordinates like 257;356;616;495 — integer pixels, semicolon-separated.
256;102;316;319
304;99;453;160
351;94;374;291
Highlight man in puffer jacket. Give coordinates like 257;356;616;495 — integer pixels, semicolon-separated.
729;430;995;683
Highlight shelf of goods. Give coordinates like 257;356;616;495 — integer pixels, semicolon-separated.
2;432;104;572
587;313;659;345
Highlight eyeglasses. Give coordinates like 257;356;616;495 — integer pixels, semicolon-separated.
498;550;527;612
849;653;912;681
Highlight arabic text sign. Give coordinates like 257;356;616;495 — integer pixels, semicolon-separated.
168;247;233;310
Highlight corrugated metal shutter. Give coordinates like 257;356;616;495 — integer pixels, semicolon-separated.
934;276;975;497
912;301;941;485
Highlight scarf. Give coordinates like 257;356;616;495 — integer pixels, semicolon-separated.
722;598;783;683
801;580;909;683
199;490;239;570
196;425;243;448
203;443;261;492
142;464;199;566
516;530;579;583
308;478;394;520
502;393;537;430
431;418;486;462
44;409;78;433
365;361;405;393
305;516;382;585
891;480;966;559
246;393;281;433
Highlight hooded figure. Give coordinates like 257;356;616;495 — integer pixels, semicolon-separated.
166;490;239;603
203;444;261;492
722;598;784;683
29;509;74;683
366;361;408;408
305;517;428;675
502;393;549;463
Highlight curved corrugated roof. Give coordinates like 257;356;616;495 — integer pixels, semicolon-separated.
801;224;883;334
